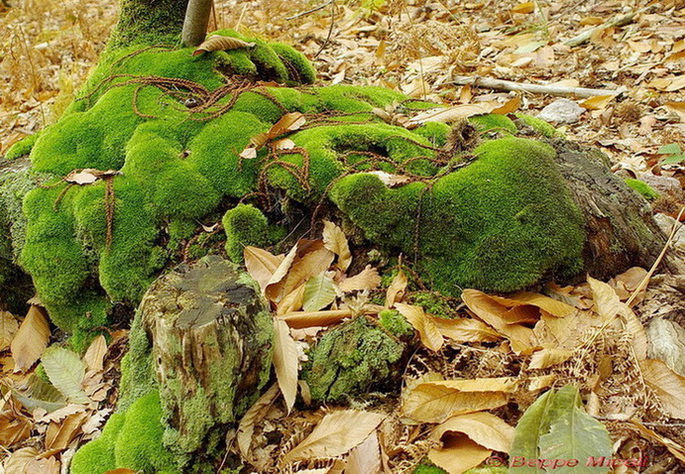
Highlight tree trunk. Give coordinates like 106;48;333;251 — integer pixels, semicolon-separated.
181;0;212;47
109;0;190;49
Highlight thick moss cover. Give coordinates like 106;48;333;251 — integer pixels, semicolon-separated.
5;29;587;343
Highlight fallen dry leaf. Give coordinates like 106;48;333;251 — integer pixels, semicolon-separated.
528;347;574;369
337;265;381;293
402;376;516;423
322;220;352;272
237;383;280;460
395;303;443;352
384;269;408;308
345;431;382;474
193;35;255;56
640;358;685;419
0;310;19;351
11;305;50;373
272;319;299;413
281;410;385;464
83;335;107;372
244;246;284;292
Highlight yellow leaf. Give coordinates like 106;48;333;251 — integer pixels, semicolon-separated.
402;377;516;423
511;2;534;14
492;96;521;114
277;284;306;315
322;220;352;272
432;317;501;343
280;309;354;329
395;303;443;352
282;410;385;464
243;246;284;291
580;94;615;110
83;335;107;372
0;310;19;351
345;432;381;474
272;320;299;413
11;306;50;373
665;102;685;122
237;383;280;460
528;347;573;369
428;436;491;474
640;359;685;419
648;76;685;92
384;269;408;308
338;265;381;293
431;412;515;452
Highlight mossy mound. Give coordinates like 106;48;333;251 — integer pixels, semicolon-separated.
302;315;407;403
3;30;584;346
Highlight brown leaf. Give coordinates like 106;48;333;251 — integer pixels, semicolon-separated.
64;169;99;185
432;317;501;343
402;376;516;423
83;335;107;372
244;246;284;292
281;410;385;464
346;431;381;474
193;35;256;56
45;411;88;452
641;359;685;419
272;320;299;413
322;220;352;272
25;457;60;474
511;2;535;14
395;303;443;352
277;284;306;315
428;436;491;474
338;265;381;293
11;305;50;372
630;419;685;462
580;94;615;111
0;310;19;351
528;347;573;369
0;407;32;447
279;309;354;329
367;170;412;188
238;383;280;460
3;447;40;473
384;269;408;308
492;96;521;114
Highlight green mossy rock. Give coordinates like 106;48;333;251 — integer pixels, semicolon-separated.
302;315;407;403
223;203;269;262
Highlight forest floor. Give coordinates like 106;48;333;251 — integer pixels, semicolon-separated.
1;0;685;473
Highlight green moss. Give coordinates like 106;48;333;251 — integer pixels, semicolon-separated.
71;412;126;474
118;311;157;412
625;178;659;201
329;137;586;294
515;113;564;138
114;392;177;473
411;292;454;319
469;114;517;134
223;204;269;262
379;309;414;340
414;464;448;474
302;315;406;403
6;133;40;159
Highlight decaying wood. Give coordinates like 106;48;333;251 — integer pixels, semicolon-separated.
452;75;622;98
140;255;273;453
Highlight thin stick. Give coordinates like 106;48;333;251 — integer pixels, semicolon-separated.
315;0;336;58
564;6;654;47
452;75;623;98
286;0;334;20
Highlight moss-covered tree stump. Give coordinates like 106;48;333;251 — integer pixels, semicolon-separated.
71;255;272;473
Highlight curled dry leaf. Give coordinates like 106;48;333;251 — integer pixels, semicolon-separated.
429;412;515;474
395;303;443;352
237;383;280;460
193;35;256;56
492;96;521;114
0;406;32;447
402;376;516;423
338;265;381;293
345;431;382;474
281;410;385;464
0;310;19;351
244;246;284;292
432;317;501;343
367;170;411;188
44;410;89;452
277;284;306;316
11;305;50;373
240;112;306;158
272;319;299;413
630;419;685;462
409;103;498;124
322;220;352;272
384;269;408;308
528;347;574;369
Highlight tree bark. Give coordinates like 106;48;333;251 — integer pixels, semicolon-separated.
181;0;212;47
109;0;190;49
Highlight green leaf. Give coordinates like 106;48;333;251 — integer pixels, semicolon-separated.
510;389;556;473
538;386;612;474
12;374;67;413
41;347;90;404
303;272;337;312
661;153;685;165
658;143;682;155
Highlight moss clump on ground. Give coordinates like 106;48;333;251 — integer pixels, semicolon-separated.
379;309;415;341
515;113;564;138
223;204;269;262
71;392;177;474
302;316;406;402
469;114;518;135
5;133;40;160
329;137;586;294
625;178;659;201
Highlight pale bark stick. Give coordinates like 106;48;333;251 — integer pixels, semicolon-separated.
452;75;623;98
